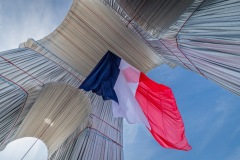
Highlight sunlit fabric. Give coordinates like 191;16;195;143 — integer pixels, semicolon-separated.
80;51;191;150
15;83;91;155
49;95;123;160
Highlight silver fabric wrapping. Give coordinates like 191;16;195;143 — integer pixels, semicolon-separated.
0;40;123;159
1;0;239;159
101;0;240;95
49;95;123;160
14;83;91;155
0;46;83;150
37;0;163;77
177;0;240;95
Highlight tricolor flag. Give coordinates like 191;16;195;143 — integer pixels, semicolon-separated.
80;51;191;151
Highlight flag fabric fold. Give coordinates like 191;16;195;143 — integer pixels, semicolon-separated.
80;51;191;151
80;52;121;103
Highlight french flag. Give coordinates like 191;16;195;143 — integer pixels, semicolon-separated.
80;51;191;151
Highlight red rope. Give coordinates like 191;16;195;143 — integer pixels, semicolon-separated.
0;74;28;94
159;40;193;71
175;0;207;78
176;0;205;35
90;127;122;147
91;113;122;133
53;126;123;158
126;0;148;27
0;56;44;85
176;39;206;78
24;47;83;83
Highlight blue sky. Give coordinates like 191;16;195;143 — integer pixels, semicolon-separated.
0;0;240;160
0;0;72;52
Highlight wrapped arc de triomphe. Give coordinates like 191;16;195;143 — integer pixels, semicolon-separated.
0;0;239;159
